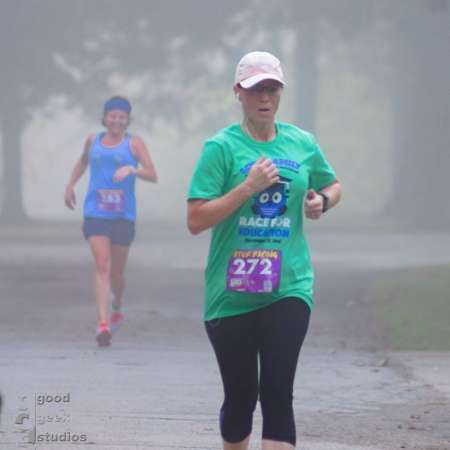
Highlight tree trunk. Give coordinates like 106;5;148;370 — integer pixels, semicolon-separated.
387;2;450;228
0;82;27;224
293;5;319;134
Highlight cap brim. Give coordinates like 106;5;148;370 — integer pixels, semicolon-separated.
239;73;285;89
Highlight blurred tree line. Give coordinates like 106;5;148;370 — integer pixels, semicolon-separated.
0;0;448;228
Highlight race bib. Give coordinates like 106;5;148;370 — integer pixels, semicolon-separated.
226;249;281;293
96;189;125;212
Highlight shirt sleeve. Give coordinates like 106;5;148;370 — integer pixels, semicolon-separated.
308;138;337;192
187;140;227;200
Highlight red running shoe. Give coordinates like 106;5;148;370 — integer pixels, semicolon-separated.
96;322;111;347
110;311;124;334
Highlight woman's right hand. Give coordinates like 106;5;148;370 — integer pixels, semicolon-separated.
244;156;279;194
64;185;76;210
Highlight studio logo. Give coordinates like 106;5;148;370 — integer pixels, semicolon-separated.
10;391;90;446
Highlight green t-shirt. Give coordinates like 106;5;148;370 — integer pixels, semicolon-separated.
188;122;337;321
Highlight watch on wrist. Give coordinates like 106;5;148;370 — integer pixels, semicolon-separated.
318;192;329;213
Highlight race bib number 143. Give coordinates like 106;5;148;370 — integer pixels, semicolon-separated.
96;189;125;212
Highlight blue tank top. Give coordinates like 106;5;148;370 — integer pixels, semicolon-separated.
83;133;138;221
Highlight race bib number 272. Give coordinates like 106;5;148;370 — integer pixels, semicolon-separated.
226;249;281;293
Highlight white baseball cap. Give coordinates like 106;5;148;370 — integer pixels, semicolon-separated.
234;51;285;89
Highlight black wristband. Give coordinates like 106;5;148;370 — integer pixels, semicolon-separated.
318;192;329;213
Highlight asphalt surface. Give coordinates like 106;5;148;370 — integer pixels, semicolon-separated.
0;225;449;450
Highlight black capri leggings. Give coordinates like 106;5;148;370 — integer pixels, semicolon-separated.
205;297;310;446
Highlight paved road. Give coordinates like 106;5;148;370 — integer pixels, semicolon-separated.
0;227;449;449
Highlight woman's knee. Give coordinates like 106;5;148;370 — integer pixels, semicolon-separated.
260;384;293;414
220;393;257;443
110;269;124;283
94;257;110;276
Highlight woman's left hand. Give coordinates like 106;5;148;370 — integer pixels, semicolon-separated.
113;165;136;183
304;190;323;220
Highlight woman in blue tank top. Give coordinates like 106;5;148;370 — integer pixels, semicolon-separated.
64;96;158;346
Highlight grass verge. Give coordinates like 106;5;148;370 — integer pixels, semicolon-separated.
370;264;450;351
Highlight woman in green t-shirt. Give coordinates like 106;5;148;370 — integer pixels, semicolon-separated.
187;51;341;450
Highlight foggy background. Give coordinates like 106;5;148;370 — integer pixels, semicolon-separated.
1;0;448;230
1;2;450;448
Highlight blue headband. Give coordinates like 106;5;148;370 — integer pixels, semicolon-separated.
103;97;132;114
